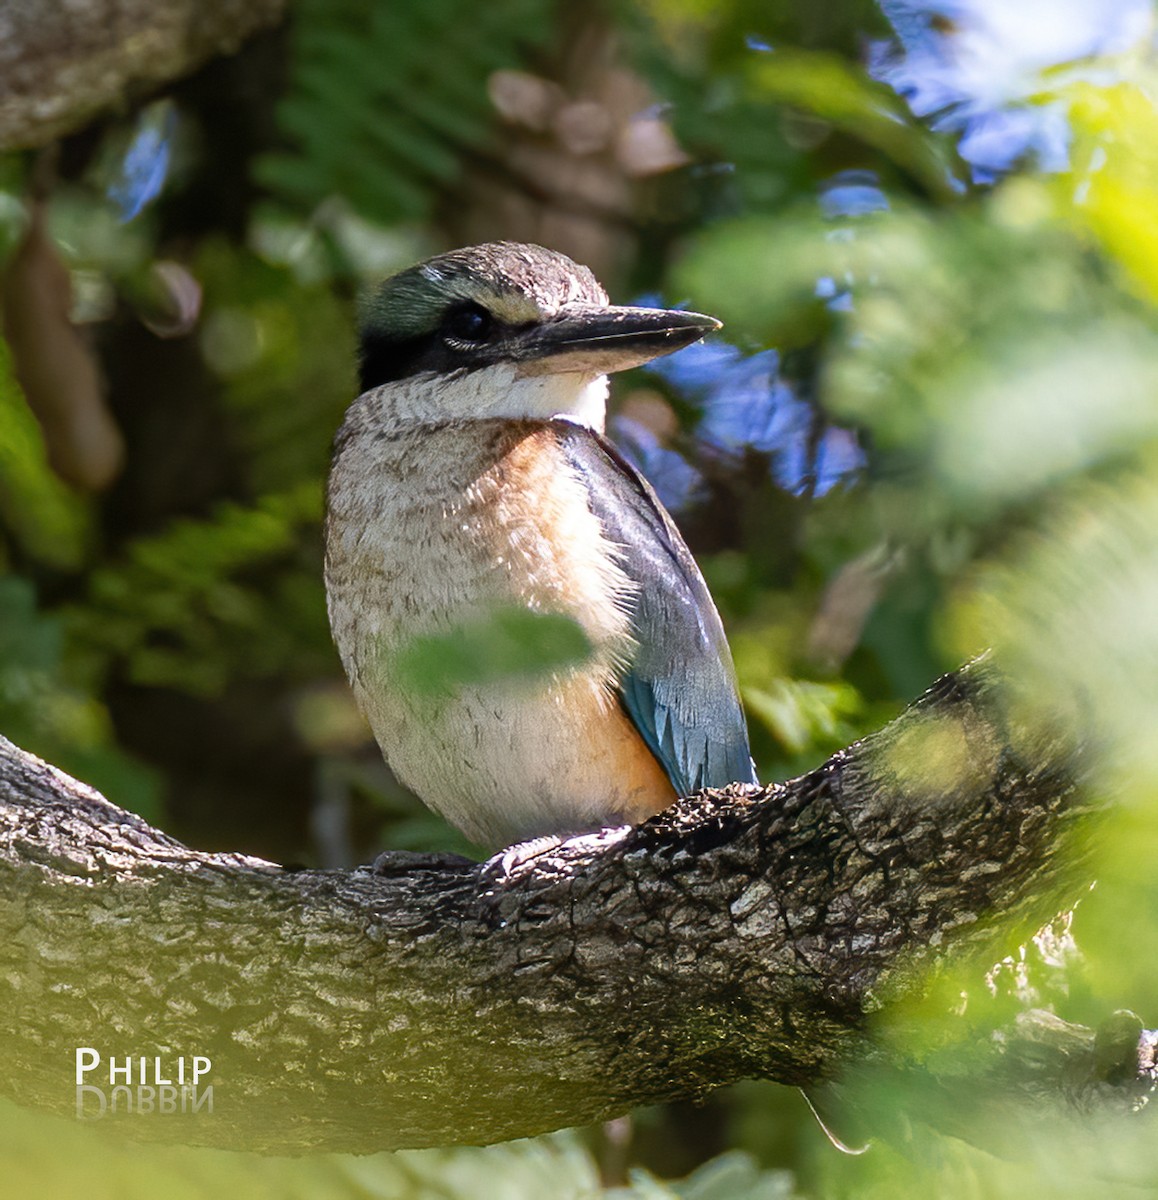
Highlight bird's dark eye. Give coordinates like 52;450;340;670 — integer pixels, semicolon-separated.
443;303;493;344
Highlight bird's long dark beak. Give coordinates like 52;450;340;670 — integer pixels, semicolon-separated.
517;304;722;375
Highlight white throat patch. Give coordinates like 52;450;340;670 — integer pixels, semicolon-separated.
380;364;609;432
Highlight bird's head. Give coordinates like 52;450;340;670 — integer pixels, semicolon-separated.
356;242;721;429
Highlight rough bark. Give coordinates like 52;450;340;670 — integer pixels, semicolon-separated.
0;663;1145;1155
0;0;286;150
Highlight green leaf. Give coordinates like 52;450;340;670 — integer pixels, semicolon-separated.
390;607;594;696
747;49;963;200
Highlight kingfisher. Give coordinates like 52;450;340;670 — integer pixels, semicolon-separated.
324;242;757;848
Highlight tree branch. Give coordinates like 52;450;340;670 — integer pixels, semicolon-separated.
0;0;286;150
0;662;1142;1154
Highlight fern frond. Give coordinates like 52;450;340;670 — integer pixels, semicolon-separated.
259;0;554;226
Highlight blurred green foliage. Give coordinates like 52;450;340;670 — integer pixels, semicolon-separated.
0;1096;809;1200
0;341;93;568
256;0;552;229
391;608;594;698
3;0;1158;1194
63;483;327;695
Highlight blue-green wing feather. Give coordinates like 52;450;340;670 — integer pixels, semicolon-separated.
556;423;757;794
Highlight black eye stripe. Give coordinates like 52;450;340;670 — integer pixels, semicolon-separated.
442;302;493;344
358;303;511;391
359;318;504;391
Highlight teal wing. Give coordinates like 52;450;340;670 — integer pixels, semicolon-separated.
556;423;757;794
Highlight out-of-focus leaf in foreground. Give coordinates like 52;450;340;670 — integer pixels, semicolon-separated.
390;607;595;697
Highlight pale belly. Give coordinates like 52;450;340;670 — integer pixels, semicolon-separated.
354;666;675;847
325;417;676;848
